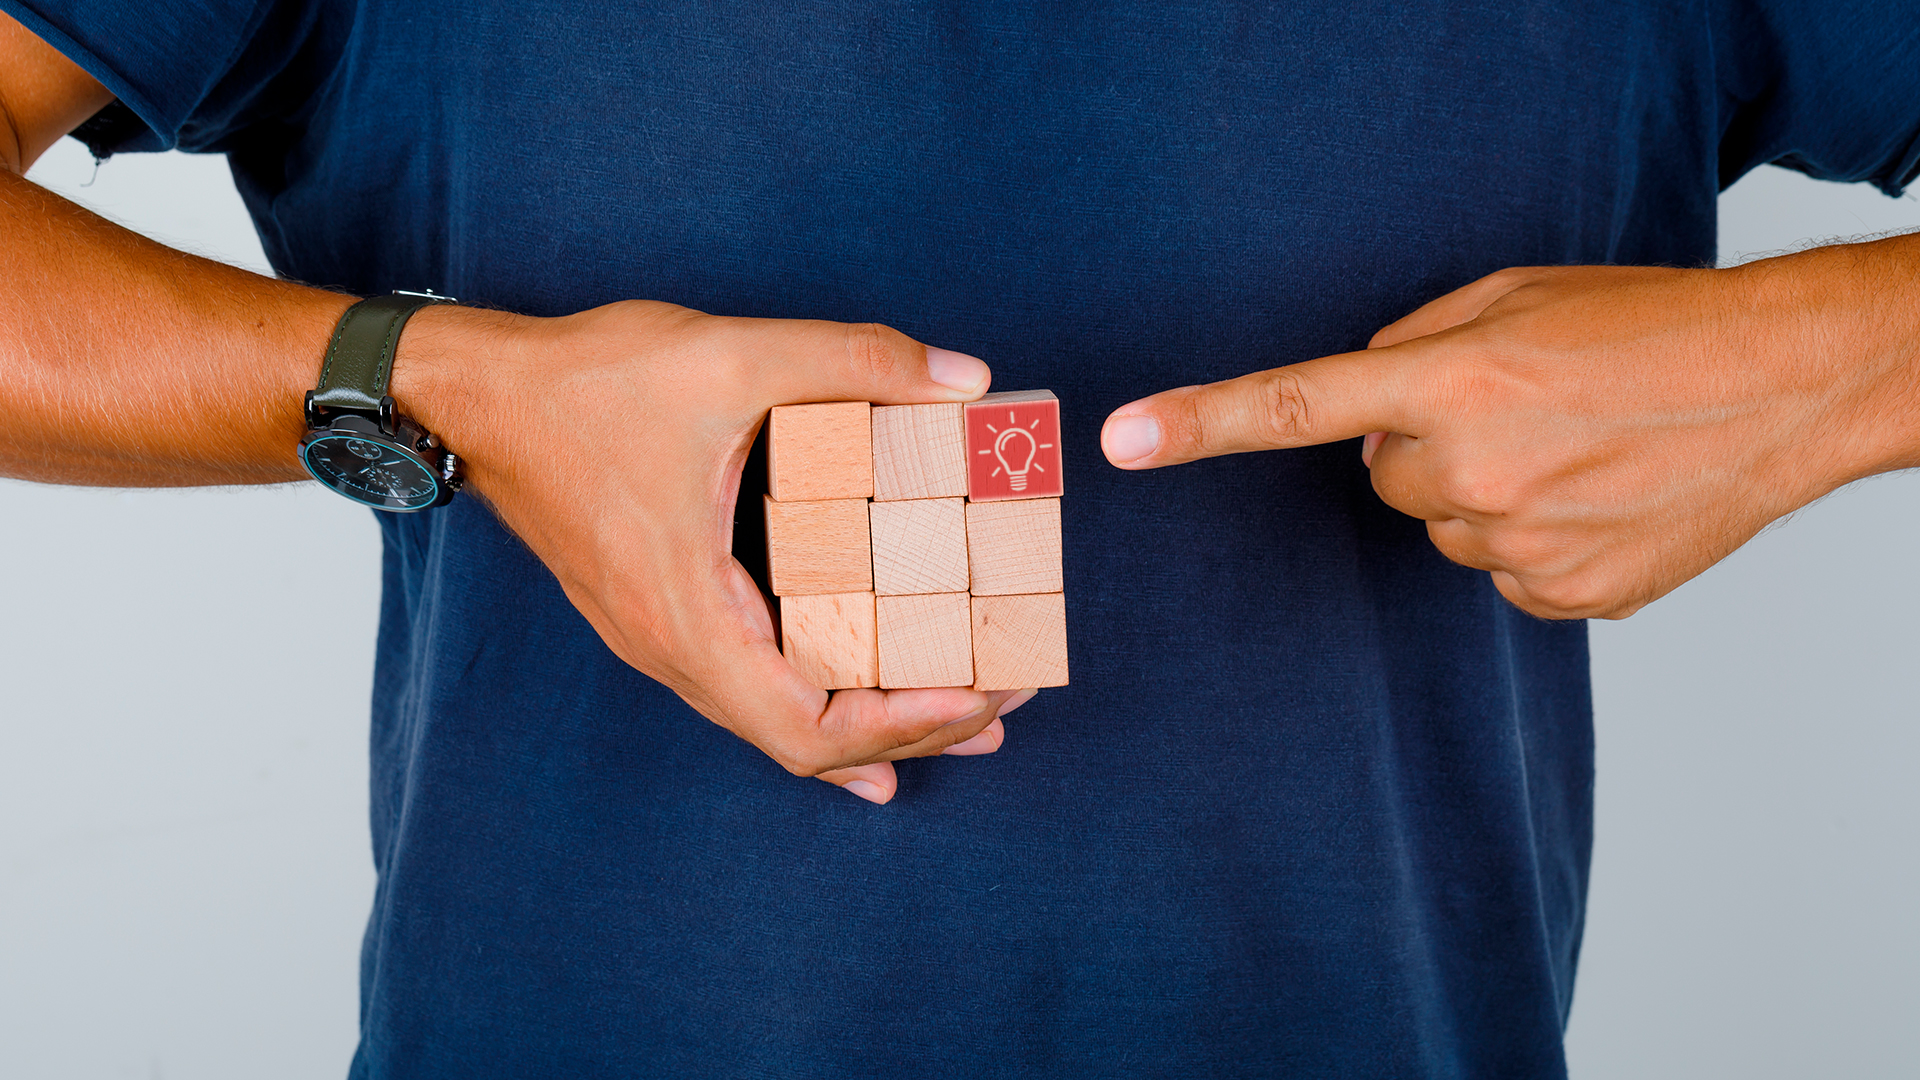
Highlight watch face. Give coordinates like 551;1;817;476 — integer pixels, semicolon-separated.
301;432;442;511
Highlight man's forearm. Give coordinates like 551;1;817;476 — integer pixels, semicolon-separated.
1737;232;1920;483
0;166;352;486
0;8;354;488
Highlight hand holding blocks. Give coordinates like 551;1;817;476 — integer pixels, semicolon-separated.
766;390;1069;692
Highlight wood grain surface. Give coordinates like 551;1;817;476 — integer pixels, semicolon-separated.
970;592;1069;690
768;401;873;502
871;402;968;501
876;592;975;688
779;591;879;690
764;495;873;595
870;497;970;595
965;497;1062;595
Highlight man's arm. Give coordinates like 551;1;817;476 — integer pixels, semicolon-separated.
0;12;1025;802
0;11;108;171
1101;237;1920;619
0;13;344;486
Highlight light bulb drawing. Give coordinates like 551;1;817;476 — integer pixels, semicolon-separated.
980;410;1054;493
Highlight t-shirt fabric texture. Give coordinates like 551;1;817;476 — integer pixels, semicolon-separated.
11;1;1918;1075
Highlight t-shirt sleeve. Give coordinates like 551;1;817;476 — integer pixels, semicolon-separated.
1715;0;1920;195
0;0;331;156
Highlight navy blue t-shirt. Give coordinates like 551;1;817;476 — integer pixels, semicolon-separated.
12;1;1919;1075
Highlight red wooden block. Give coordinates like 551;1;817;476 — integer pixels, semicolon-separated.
964;390;1062;502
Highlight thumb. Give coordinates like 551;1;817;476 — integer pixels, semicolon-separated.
746;317;992;406
1102;348;1425;469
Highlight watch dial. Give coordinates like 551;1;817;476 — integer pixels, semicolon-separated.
302;434;440;510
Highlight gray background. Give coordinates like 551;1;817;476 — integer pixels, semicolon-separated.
1;138;1914;1078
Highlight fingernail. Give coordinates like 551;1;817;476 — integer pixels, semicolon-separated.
1361;431;1385;467
926;347;989;394
997;688;1039;717
1103;414;1160;463
844;780;890;804
942;722;1004;756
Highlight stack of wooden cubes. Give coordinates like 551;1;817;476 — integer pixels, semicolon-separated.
764;391;1069;692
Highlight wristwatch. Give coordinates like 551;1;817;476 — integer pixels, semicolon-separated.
298;290;463;511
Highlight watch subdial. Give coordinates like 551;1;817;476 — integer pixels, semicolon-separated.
363;464;405;495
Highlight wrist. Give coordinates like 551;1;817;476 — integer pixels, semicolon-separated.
384;302;537;493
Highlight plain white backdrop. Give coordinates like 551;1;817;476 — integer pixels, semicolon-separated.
1;138;1915;1078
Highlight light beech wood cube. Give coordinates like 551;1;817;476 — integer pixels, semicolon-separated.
965;498;1062;595
871;403;968;501
768;402;873;502
780;592;879;690
970;593;1069;690
764;495;872;596
870;497;969;596
876;592;974;689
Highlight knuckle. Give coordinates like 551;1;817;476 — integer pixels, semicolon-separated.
1512;596;1567;621
775;743;840;778
1482;266;1537;291
1148;392;1205;456
1485;266;1560;304
1368;467;1421;516
1523;573;1611;618
1432;541;1481;571
1599;597;1648;621
1426;529;1485;571
879;700;959;753
844;321;908;385
1483;528;1555;572
1245;370;1313;446
1167;371;1315;457
1436;464;1516;518
1430;362;1501;422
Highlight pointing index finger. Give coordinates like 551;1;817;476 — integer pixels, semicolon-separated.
1102;346;1425;469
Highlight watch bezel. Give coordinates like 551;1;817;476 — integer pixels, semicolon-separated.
299;412;456;512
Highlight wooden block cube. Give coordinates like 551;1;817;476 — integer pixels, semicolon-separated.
965;390;1062;502
780;592;879;690
876;592;974;689
965;498;1062;595
764;495;872;595
870;497;969;596
970;592;1069;691
871;403;968;501
768;402;873;502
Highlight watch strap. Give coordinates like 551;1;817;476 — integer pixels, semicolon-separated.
308;292;455;421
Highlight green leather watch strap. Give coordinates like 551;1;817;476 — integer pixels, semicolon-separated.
309;292;456;419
